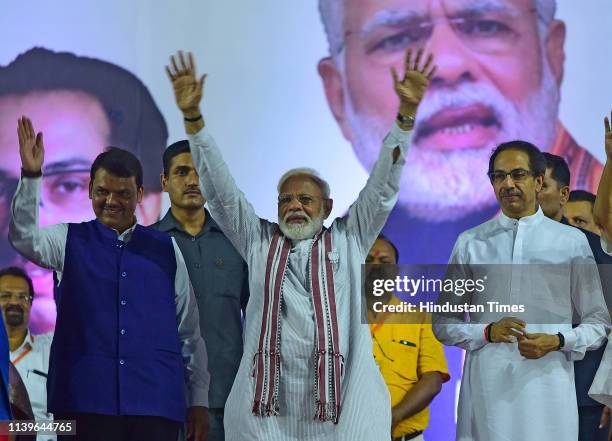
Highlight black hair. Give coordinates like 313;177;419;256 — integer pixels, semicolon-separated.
91;147;143;188
488;140;546;178
376;234;400;263
0;47;167;191
543;152;571;188
568;190;596;205
0;267;34;302
162;140;191;176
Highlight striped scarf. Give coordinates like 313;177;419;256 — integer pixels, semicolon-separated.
251;228;345;423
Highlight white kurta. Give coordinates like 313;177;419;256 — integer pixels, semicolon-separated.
433;208;610;441
187;124;411;441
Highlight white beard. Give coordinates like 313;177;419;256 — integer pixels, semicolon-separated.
278;208;325;241
344;56;560;222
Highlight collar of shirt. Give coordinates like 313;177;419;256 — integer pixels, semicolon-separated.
94;218;138;242
156;208;222;237
10;329;34;358
497;206;545;229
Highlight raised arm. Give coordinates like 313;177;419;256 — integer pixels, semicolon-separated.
166;51;263;258
594;112;612;242
9;117;67;271
345;49;435;255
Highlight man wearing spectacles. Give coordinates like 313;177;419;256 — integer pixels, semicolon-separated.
432;140;610;440
0;47;168;334
166;47;433;440
0;267;54;441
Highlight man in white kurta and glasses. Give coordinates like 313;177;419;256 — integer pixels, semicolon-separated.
433;139;610;441
165;49;435;440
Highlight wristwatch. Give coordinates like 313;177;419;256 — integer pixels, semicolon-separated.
396;112;415;127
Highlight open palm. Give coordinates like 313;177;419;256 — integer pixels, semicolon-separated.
166;51;206;114
392;48;436;114
605;112;611;160
17;117;44;173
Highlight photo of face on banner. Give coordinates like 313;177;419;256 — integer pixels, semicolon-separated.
317;0;603;263
0;48;168;333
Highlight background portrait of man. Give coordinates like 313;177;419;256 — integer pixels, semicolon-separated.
0;47;168;333
317;0;603;264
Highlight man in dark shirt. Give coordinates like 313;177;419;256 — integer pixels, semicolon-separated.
154;140;249;441
539;152;612;441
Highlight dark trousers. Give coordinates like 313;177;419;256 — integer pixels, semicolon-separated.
178;408;224;441
56;412;180;441
579;405;610;441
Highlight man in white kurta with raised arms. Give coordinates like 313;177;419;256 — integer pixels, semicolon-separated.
165;50;436;440
433;140;610;441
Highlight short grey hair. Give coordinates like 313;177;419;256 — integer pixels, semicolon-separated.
318;0;557;57
277;168;331;199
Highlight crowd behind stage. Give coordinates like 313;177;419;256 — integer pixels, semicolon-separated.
0;48;611;441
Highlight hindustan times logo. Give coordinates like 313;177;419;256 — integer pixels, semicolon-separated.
371;275;487;297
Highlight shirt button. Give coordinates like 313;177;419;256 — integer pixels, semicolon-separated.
120;328;126;335
120;300;127;306
191;237;196;242
119;359;125;365
195;263;201;269
121;271;127;277
116;243;123;248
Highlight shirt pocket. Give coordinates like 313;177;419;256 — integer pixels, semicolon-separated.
388;338;419;382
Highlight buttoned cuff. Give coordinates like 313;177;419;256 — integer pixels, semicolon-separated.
382;122;413;150
189;386;209;408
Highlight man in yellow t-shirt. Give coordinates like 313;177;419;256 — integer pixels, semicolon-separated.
366;235;449;441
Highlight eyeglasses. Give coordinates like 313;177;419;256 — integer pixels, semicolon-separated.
336;8;538;62
487;168;533;184
277;193;325;207
0;292;32;303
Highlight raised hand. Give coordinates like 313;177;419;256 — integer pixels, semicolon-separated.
605;111;611;161
166;51;206;118
17;117;44;174
391;48;436;118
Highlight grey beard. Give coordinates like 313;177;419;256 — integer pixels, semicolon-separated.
344;58;560;222
279;209;325;241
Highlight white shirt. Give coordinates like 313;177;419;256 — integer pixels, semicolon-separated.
433;208;610;441
11;330;54;441
8;178;210;408
188;124;411;441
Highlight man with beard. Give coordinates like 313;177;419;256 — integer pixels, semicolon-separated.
0;267;54;441
154;140;249;441
365;235;448;441
9;117;210;441
0;47;168;333
317;0;602;263
538;152;612;441
432;140;610;441
165;48;434;440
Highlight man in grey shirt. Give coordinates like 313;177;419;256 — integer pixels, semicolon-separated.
154;140;249;441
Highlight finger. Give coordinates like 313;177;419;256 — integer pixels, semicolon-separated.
404;48;413;76
426;65;437;80
171;55;179;76
599;407;610;429
391;67;399;85
165;66;175;81
188;52;195;72
17;118;25;144
198;74;207;95
421;53;433;73
36;132;44;150
26;118;35;139
179;50;188;72
413;48;424;71
605;116;611;134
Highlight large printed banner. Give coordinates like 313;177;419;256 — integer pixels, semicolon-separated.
1;1;610;438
